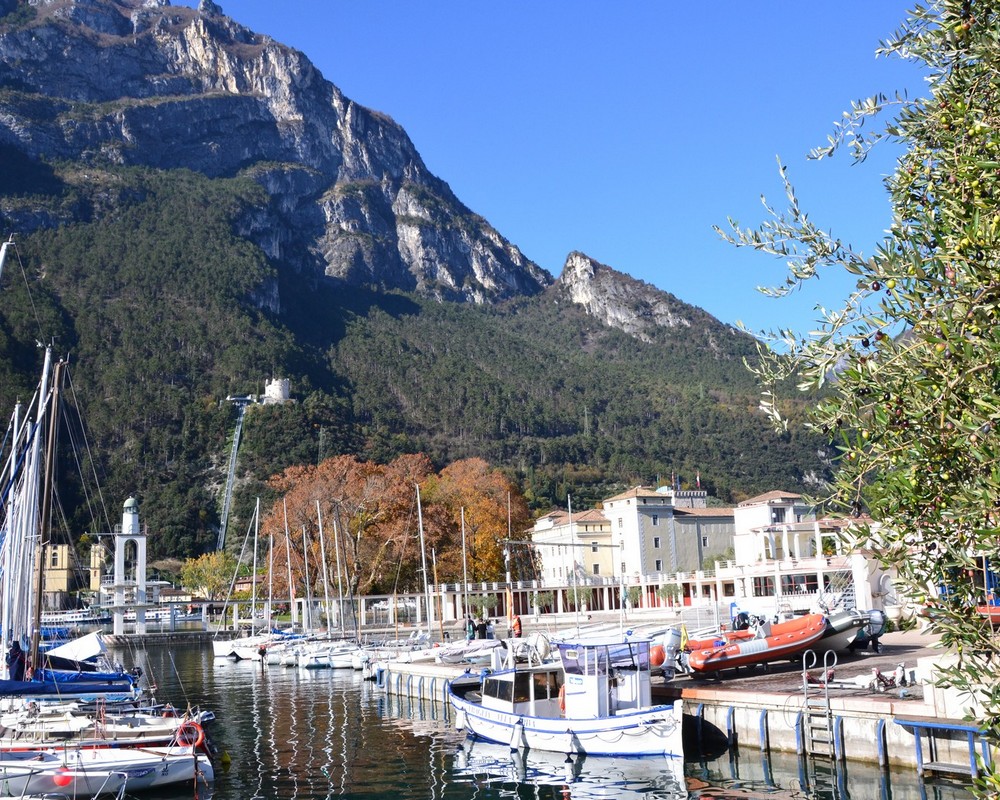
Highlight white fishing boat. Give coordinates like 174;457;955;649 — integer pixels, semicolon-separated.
448;635;683;757
0;703;208;748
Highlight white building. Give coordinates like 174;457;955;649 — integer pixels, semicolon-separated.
262;378;290;405
530;508;614;585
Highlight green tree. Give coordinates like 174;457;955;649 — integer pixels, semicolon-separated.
718;1;1000;789
180;551;237;600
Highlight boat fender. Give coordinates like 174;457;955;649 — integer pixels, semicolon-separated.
510;718;525;751
558;684;566;714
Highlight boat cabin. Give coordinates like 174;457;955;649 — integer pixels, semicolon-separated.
478;637;654;720
481;662;563;719
558;638;653;718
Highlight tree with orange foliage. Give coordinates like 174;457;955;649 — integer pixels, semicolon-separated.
264;454;437;598
423;458;532;584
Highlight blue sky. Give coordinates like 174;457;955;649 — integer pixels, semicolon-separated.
186;2;925;338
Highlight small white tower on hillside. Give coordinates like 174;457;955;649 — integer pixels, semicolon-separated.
262;378;290;405
112;497;148;636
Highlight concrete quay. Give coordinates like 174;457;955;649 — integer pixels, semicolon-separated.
654;628;988;776
375;624;991;780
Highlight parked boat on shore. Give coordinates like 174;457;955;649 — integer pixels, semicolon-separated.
448;635;683;757
683;612;828;673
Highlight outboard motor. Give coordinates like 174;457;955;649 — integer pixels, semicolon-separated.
733;611;752;631
661;627;683;680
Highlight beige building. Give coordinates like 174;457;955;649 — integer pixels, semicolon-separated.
40;543;82;609
531;486;736;587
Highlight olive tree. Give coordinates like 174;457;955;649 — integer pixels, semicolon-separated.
718;2;1000;788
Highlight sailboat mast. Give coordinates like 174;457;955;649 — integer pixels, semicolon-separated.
315;501;333;634
0;399;22;665
331;513;346;636
569;493;580;633
282;500;296;628
301;526;312;632
416;485;432;636
266;513;274;632
250;498;260;634
461;507;469;621
30;356;64;673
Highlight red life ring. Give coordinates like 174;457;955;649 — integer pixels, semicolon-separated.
175;721;205;750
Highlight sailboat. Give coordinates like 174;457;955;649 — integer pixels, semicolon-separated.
0;347;140;703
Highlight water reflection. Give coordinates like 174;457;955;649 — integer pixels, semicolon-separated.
112;643;972;800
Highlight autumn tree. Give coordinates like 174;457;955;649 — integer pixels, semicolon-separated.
261;454;533;603
423;458;532;584
718;1;1000;790
264;453;437;599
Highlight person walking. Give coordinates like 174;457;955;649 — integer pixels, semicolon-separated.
6;640;25;681
511;614;522;638
465;616;475;642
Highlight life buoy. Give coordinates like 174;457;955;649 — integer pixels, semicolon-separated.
557;684;566;713
175;721;205;750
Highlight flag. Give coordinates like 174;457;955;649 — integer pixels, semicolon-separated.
506;586;514;622
680;624;689;651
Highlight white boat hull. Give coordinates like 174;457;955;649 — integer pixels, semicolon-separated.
450;694;683;757
0;745;212;796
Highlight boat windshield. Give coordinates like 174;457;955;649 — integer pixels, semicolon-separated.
558;640;650;675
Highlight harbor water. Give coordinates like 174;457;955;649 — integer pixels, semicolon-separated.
113;640;974;800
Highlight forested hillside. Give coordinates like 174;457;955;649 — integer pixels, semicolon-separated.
0;162;828;562
0;0;831;562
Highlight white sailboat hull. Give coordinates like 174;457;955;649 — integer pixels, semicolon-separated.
0;744;212;796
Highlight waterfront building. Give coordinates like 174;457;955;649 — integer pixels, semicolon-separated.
39;542;84;609
530;486;736;588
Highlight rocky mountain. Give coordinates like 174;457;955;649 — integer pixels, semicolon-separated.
555;251;745;350
0;0;548;303
0;0;828;559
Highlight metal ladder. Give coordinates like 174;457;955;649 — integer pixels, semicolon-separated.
801;648;838;758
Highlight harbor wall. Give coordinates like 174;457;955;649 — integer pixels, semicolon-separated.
373;657;992;781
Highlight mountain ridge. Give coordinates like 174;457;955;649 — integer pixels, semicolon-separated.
0;0;829;560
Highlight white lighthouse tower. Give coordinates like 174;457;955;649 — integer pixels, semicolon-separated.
112;497;148;635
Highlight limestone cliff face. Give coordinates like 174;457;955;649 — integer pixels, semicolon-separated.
555;252;744;353
0;0;549;303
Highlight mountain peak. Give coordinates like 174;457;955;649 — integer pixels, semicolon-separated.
555;251;704;342
0;0;549;303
